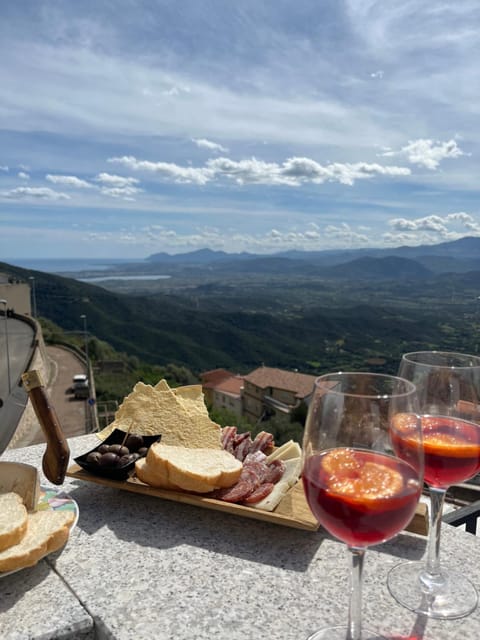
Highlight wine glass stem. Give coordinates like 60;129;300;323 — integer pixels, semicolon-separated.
347;547;365;640
425;487;447;578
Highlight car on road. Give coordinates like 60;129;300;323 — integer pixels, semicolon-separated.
71;374;89;399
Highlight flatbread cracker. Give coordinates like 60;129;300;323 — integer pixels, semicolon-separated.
97;379;221;449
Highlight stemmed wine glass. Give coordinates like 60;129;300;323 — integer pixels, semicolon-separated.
388;351;480;619
302;372;423;640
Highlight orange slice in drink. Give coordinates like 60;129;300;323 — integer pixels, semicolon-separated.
328;460;404;507
322;448;362;477
421;416;480;457
422;430;480;458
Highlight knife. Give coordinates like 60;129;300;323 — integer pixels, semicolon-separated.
21;370;70;485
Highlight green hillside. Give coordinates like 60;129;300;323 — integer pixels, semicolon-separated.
2;260;479;377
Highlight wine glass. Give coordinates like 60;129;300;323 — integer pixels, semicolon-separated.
303;372;423;640
388;350;480;619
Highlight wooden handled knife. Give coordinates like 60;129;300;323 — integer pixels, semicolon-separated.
21;370;70;485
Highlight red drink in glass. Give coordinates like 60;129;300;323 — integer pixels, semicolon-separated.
302;448;422;548
420;416;480;488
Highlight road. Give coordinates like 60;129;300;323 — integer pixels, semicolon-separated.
0;315;34;405
9;345;90;448
1;312;91;449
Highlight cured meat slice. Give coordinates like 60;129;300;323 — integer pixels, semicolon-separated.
250;431;274;454
216;452;268;502
221;426;237;454
264;459;286;484
243;482;274;504
234;435;252;461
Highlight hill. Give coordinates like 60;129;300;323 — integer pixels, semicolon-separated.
2;259;470;376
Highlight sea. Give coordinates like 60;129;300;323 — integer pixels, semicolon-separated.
6;258;143;273
5;258;171;281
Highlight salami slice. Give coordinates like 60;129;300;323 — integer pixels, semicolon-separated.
264;459;286;484
243;482;275;504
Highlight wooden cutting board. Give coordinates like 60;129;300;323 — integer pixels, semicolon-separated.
66;464;428;535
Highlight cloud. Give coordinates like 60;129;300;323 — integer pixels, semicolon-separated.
109;154;410;187
0;166;9;172
0;186;70;200
18;171;30;180
192;138;228;153
380;138;465;169
94;173;140;187
108;156;214;185
387;212;480;244
99;185;142;200
46;174;93;188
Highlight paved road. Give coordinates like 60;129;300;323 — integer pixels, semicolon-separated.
11;345;90;448
0;316;34;405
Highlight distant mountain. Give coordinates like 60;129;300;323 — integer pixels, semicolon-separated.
321;256;433;280
144;236;480;275
146;248;254;264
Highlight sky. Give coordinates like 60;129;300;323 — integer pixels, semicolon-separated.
1;1;480;260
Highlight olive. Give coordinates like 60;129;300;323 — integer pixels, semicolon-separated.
125;434;144;452
86;451;102;464
137;447;148;457
117;454;135;467
109;444;129;456
99;452;120;467
98;444;110;454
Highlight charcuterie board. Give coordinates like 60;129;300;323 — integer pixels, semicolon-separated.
66;463;428;534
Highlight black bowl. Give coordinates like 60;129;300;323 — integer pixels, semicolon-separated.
74;429;161;481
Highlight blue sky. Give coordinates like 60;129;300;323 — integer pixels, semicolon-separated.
1;1;479;259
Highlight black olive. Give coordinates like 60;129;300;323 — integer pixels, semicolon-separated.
99;452;120;466
109;444;129;456
137;447;148;457
98;444;110;454
117;454;134;467
125;434;144;452
86;451;102;464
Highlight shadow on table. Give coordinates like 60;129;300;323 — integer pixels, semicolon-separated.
66;479;325;572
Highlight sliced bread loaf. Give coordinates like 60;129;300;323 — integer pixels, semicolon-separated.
0;493;28;552
138;443;243;493
0;510;75;573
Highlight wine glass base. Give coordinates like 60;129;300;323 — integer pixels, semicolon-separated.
307;626;387;639
387;561;478;619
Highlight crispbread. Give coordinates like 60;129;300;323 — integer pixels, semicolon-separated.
0;493;28;552
98;379;222;449
0;510;75;573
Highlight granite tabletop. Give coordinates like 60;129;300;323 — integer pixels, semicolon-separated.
1;434;480;640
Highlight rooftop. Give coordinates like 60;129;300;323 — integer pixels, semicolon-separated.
243;366;317;399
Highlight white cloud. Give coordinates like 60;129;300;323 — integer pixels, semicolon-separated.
108;156;214;185
46;174;93;188
0;186;70;200
109;154;410;187
94;172;140;187
99;185;142;200
192;138;228;153
18;171;30;180
0;166;9;172
387;212;480;244
380;139;465;169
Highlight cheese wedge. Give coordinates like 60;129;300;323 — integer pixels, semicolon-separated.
0;462;40;511
266;440;302;463
253;457;302;512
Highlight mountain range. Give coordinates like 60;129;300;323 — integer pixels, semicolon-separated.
141;236;480;279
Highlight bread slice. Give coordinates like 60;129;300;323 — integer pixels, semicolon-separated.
0;510;75;573
0;462;41;511
0;493;28;552
139;443;243;493
135;457;181;491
